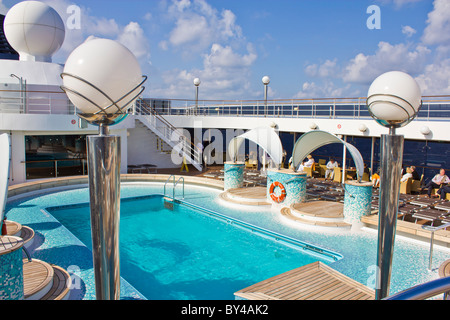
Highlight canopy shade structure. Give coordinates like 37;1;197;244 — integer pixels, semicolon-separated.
228;126;283;167
292;130;365;181
0;133;10;225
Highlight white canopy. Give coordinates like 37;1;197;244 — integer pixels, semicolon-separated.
292;130;365;181
228;126;283;166
0;133;10;224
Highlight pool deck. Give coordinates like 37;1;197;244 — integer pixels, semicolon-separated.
235;261;374;300
5;170;450;300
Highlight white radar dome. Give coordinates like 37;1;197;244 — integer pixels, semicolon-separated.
4;1;65;62
62;38;143;115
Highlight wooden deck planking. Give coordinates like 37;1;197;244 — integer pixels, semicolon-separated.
227;187;267;199
235;261;374;300
23;259;54;299
291;201;344;219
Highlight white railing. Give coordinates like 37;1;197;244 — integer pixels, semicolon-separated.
135;100;203;171
0;88;75;114
1;86;450;122
143;96;450;121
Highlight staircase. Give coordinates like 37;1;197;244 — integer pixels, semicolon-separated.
134;100;203;171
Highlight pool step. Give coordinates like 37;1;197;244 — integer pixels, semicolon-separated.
5;220;35;248
23;259;71;300
219;187;271;206
280;207;351;230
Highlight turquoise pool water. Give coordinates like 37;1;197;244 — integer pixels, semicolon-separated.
5;182;450;299
46;195;336;300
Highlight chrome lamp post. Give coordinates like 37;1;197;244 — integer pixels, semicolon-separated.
194;77;201;115
366;71;422;300
262;76;270;117
60;38;146;300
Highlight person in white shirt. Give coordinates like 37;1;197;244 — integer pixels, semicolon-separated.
423;168;450;198
400;167;413;182
324;158;339;180
299;155;314;172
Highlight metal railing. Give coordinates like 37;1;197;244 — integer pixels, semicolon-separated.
385;276;450;300
141;95;450;121
0;88;75;114
1;86;450;122
422;222;450;270
163;175;185;200
22;158;87;179
135;100;202;170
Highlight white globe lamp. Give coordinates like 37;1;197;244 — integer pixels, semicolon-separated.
262;76;270;85
193;78;201;86
359;124;368;132
60;37;146;301
61;38;146;126
4;1;65;62
420;126;431;135
367;71;422;128
366;71;422;300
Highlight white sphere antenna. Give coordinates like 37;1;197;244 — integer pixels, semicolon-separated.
4;1;65;62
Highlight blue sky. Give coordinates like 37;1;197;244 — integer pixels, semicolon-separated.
1;0;448;100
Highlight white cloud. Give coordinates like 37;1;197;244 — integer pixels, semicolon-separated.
305;59;338;78
152;43;258;99
342;41;430;84
165;0;243;54
377;0;424;8
422;0;450;46
0;0;8;15
117;22;150;63
294;80;351;99
415;58;450;95
402;25;417;37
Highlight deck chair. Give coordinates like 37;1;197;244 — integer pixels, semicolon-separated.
400;178;412;194
318;159;326;165
411;174;424;194
333;167;342;183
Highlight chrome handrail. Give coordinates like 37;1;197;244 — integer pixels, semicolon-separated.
173;176;185;200
163;174;175;199
385;276;450;300
422;222;450;270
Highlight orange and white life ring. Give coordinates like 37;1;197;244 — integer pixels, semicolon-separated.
269;181;286;203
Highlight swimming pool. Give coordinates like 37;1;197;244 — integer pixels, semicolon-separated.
46;194;339;300
5;181;450;299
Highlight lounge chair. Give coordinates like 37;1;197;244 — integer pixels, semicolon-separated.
411;174;424;194
400;178;412;194
412;208;449;226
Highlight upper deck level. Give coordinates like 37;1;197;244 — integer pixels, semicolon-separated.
1;86;449;141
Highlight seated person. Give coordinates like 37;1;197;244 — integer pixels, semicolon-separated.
324;158;339;180
437;184;450;200
401;167;413;182
299;155;314;172
423;168;450;198
410;166;420;181
371;169;380;187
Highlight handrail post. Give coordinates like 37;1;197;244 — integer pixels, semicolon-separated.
428;230;434;271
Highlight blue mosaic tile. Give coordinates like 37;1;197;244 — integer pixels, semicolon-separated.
224;162;245;190
266;170;307;206
343;182;373;224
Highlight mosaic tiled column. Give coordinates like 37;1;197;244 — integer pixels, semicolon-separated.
343;181;373;226
224;161;245;191
0;236;24;300
267;169;307;206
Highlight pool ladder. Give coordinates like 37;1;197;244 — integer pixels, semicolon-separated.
164;175;185;200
